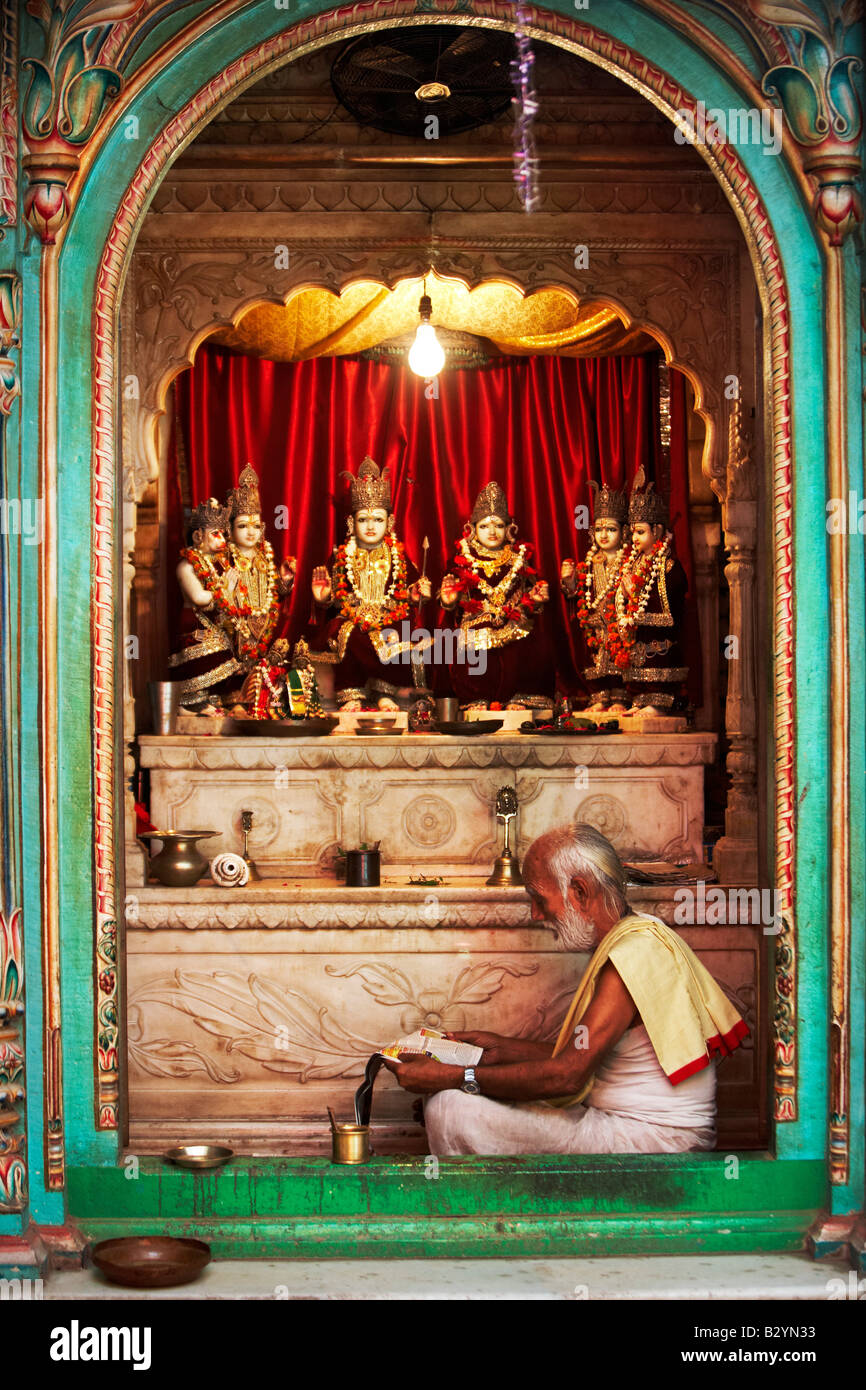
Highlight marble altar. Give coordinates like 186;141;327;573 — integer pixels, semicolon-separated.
136;730;717;883
126;729;767;1155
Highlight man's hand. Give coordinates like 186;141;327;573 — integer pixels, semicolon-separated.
446;1030;548;1066
381;1054;463;1094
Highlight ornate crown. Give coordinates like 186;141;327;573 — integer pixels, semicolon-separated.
228;464;262;520
628;465;668;526
470;480;511;526
341;456;392;513
588;480;627;525
189;497;229;535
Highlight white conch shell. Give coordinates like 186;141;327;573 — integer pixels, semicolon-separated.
209;852;250;888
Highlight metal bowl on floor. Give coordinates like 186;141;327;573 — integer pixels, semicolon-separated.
91;1236;211;1288
164;1143;234;1171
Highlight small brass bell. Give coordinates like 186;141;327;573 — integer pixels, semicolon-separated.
486;785;523;887
240;808;262;882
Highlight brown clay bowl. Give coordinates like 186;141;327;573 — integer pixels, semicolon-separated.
91;1235;211;1288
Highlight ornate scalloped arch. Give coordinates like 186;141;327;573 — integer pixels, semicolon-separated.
128;263;729;502
91;0;796;1129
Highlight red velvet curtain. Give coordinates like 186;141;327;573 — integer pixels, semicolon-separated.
172;346;697;695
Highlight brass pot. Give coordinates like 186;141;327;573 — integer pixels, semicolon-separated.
331;1124;371;1164
139;831;219;887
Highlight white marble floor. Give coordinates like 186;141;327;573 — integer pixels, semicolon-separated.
40;1253;857;1300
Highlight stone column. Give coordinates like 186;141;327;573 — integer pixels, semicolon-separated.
690;505;722;733
714;400;758;883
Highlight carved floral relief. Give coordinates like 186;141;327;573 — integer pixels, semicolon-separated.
128;958;539;1083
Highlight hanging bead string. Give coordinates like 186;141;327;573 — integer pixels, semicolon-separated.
512;2;540;213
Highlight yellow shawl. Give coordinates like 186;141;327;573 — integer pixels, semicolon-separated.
548;914;748;1107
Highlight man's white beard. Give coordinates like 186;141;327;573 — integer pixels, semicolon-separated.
552;901;598;953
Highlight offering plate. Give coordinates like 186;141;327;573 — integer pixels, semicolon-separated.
437;720;503;736
463;707;552;731
164;1143;234;1170
226;717;337;737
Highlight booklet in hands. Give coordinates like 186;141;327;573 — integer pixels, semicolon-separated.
379;1027;483;1067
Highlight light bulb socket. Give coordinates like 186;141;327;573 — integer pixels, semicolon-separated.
418;294;433;321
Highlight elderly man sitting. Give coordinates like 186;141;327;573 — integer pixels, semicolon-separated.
383;824;748;1155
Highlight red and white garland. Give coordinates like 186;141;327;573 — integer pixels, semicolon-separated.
612;531;672;668
452;539;540;622
575;542;629;664
332;534;410;631
181;540;286;664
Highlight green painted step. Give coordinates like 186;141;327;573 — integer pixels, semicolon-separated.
67;1156;825;1258
70;1212;817;1260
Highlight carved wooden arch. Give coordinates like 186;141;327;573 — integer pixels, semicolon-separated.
95;0;796;1136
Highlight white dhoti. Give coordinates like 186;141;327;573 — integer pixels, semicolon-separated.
423;1024;717;1156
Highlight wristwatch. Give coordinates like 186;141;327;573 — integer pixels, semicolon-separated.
461;1067;481;1095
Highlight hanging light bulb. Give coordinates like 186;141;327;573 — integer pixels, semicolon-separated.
408;293;445;378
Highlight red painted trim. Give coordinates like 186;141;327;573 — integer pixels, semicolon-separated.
668;1019;750;1085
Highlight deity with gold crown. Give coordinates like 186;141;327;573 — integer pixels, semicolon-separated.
169;495;236;713
438;481;552;709
561;479;630;713
170;466;295;715
613;467;689;717
310;457;431;710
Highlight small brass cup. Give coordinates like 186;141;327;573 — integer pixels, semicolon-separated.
331;1123;371;1164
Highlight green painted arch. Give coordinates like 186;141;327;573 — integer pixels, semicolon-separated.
25;1;834;1204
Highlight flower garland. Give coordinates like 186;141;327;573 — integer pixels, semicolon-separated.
612;532;672;669
181;546;226;592
452;538;538;623
575;544;627;640
183;541;283;664
575;543;629;665
332;534;410;631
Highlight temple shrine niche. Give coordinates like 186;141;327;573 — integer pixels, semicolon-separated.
121;35;767;1155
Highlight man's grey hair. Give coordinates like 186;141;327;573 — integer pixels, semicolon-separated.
524;823;628;921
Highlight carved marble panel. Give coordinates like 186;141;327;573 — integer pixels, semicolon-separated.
126;913;765;1150
149;770;344;873
142;733;716;875
516;766;706;860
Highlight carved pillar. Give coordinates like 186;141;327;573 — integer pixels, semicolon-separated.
714;401;758;883
0;273;25;1212
123;499;148;890
690;506;722;733
131;482;163;728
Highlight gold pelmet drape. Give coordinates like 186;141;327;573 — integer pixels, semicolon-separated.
210;273;656;360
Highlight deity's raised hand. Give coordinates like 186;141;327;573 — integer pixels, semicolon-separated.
439;573;459;607
560;559;576;594
414;576;432;601
530;580;550;604
311;565;332;604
